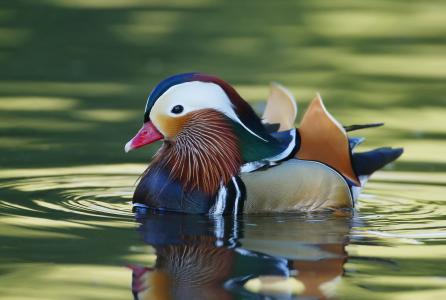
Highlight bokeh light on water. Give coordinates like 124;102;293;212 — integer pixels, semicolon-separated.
1;0;445;299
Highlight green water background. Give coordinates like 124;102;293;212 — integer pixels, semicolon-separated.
0;0;445;299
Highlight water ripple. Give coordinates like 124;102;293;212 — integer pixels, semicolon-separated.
354;174;446;244
0;173;136;219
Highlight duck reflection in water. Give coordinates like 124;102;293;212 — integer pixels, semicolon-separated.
129;212;353;300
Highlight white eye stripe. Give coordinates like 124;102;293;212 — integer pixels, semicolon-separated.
150;81;267;141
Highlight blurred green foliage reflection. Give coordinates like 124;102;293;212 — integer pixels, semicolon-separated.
0;0;445;170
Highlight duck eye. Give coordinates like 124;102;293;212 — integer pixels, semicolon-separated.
171;105;184;114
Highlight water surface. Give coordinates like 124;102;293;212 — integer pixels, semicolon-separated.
1;165;445;299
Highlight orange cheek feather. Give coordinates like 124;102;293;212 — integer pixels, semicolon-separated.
156;115;191;139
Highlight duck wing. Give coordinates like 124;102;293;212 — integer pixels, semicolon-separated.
262;83;297;132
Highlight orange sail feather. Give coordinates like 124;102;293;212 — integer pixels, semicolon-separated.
296;94;360;186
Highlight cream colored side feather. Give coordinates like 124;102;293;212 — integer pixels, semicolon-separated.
241;159;352;213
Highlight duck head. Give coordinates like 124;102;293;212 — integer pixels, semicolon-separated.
125;73;275;151
125;73;282;195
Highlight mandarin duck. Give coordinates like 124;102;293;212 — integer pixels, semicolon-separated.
125;73;403;215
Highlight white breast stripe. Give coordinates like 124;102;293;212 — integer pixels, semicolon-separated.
232;177;241;216
209;183;227;215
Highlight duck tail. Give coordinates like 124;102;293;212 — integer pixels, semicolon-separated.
352;147;404;176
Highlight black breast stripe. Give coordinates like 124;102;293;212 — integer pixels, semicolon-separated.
221;176;246;215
